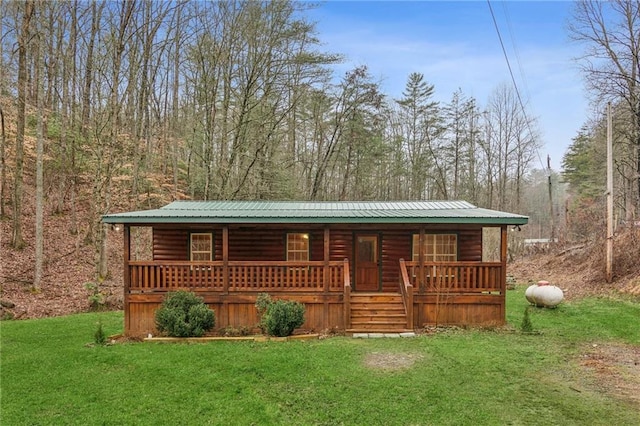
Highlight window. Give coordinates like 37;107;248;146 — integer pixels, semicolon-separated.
412;234;457;262
287;233;309;261
190;233;213;261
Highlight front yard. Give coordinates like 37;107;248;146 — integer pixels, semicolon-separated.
1;287;638;425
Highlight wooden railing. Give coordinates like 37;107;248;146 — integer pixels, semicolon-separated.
128;261;346;293
404;261;503;293
398;259;414;328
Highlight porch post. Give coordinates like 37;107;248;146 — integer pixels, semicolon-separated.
123;224;131;335
323;226;330;329
323;226;330;292
343;258;351;330
222;225;229;293
418;226;425;294
500;225;508;322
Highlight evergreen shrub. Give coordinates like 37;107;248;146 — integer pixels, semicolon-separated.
155;291;215;337
94;321;106;345
521;307;534;333
255;293;305;337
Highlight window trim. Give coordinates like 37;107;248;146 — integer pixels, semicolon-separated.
412;233;458;262
190;232;213;262
286;232;310;262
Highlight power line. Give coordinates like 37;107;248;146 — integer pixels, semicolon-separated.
501;2;532;104
486;0;547;172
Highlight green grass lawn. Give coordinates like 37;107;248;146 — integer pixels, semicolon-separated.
1;287;639;425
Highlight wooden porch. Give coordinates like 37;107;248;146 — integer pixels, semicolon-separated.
123;257;506;335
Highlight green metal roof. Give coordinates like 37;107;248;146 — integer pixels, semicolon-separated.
102;200;528;225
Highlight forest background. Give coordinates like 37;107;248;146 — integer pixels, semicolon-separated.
0;0;638;317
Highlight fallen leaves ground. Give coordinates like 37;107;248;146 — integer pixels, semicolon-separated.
578;343;640;407
0;182;123;319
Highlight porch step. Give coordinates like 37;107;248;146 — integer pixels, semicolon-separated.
346;329;415;335
349;321;407;331
351;312;407;323
351;305;405;311
350;293;404;303
348;292;410;332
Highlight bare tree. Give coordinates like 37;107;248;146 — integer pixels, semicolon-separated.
0;102;5;218
81;0;103;138
569;0;640;219
0;0;7;217
128;0;174;205
443;90;481;201
34;9;44;290
182;1;336;201
12;0;34;249
309;66;383;200
89;0;136;281
484;84;539;211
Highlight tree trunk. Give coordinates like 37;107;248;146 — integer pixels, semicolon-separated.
34;29;44;291
0;104;6;218
171;5;181;196
13;0;34;249
81;0;102;139
0;0;5;217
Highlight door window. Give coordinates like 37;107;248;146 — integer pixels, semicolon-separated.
357;236;378;263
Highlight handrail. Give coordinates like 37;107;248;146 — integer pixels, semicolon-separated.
398;259;414;329
343;258;351;330
129;260;344;267
127;261;345;292
403;261;503;293
403;261;502;267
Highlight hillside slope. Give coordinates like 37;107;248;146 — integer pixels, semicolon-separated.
0;162;127;318
509;231;640;299
3;190;638;320
1;96;638;320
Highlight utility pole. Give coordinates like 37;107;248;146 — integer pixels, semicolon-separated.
606;102;614;283
547;155;555;241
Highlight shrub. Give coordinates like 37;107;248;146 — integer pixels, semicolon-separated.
255;293;305;337
521;307;534;333
94;321;106;345
255;293;272;318
85;282;106;311
155;291;215;337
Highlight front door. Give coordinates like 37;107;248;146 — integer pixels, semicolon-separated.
354;234;380;291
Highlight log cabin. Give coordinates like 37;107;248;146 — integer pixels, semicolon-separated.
102;201;528;336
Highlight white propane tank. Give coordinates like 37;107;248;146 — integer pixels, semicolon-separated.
526;280;563;308
525;282;539;304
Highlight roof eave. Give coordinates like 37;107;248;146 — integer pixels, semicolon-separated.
102;216;529;226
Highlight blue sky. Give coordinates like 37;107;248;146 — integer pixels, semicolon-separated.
307;1;591;171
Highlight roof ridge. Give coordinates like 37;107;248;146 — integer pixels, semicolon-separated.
163;200;477;209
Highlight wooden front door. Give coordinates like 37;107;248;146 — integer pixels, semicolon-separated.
354;234;380;291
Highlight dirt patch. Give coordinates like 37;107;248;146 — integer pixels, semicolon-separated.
364;352;423;371
577;343;640;407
